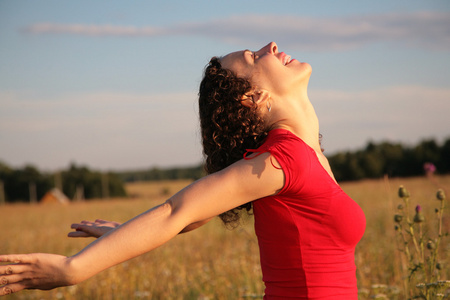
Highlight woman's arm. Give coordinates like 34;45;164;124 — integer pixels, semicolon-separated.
178;218;213;234
0;152;283;295
68;217;211;238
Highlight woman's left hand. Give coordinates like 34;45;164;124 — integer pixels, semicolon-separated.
0;253;77;296
68;219;121;238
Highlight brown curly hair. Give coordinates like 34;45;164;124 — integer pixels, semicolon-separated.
198;57;269;226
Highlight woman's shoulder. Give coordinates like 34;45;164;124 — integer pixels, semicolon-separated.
265;128;309;150
244;128;313;162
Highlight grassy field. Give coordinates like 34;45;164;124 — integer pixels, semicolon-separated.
0;176;449;299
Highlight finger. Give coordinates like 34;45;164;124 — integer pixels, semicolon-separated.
0;286;13;296
0;274;23;285
71;221;96;229
95;219;109;224
79;220;95;225
0;283;25;296
80;220;95;225
0;255;33;264
73;224;96;232
0;266;13;276
71;223;84;229
0;265;28;275
67;231;91;238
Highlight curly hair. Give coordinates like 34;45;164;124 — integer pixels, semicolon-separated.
198;57;269;226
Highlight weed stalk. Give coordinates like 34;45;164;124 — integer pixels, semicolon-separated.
394;186;448;299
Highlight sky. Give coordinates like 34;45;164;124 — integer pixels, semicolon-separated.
1;0;449;172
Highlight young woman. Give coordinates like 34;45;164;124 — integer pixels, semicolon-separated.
0;42;366;299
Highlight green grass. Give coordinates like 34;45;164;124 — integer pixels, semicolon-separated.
1;176;449;299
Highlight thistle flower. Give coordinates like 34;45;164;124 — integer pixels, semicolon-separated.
436;189;446;201
427;240;435;250
414;205;425;223
398;185;409;198
394;214;403;223
424;162;436;174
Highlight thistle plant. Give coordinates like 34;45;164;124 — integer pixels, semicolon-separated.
394;186;449;299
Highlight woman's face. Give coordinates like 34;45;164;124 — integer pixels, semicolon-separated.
220;42;312;98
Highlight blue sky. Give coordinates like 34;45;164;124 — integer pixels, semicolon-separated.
1;0;449;171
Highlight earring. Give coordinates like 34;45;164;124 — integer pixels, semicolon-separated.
266;101;272;112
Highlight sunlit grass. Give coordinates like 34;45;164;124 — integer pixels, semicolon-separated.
1;176;449;299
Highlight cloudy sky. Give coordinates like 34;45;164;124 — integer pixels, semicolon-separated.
1;0;449;171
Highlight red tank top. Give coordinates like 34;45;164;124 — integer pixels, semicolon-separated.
245;129;366;299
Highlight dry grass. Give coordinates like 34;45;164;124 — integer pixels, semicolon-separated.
1;176;449;299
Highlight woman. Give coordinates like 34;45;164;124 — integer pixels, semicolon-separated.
0;42;365;299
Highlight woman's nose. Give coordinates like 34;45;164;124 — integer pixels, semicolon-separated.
256;42;278;56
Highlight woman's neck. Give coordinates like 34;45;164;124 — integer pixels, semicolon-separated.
270;94;321;152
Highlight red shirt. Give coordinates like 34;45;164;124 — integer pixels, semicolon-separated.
245;129;366;299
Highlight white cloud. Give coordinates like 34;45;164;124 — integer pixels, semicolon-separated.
22;11;450;51
23;23;165;37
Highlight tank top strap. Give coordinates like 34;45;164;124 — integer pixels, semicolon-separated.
243;148;264;160
243;148;282;170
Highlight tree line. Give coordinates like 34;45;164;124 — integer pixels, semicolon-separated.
0;163;126;204
116;137;450;183
327;138;450;181
1;137;449;203
117;165;205;182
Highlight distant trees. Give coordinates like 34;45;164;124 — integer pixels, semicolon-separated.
0;162;126;203
1;137;449;203
328;138;450;182
61;164;126;200
117;165;205;182
0;163;52;203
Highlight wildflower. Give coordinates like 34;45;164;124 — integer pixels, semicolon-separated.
413;205;424;223
436;262;444;270
371;284;387;290
436;280;450;287
424;162;436;174
427;240;435;250
436;189;446;201
397;204;403;210
398;186;409;198
358;288;370;297
371;294;388;299
416;283;426;289
394;214;403;223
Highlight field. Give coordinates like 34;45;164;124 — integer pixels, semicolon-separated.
1;176;449;299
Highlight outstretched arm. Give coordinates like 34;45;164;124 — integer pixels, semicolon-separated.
0;152;283;296
68;217;212;238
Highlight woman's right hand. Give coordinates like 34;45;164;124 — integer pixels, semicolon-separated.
68;219;121;238
0;253;78;296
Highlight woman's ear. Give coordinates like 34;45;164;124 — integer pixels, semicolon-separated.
240;90;270;108
240;93;254;108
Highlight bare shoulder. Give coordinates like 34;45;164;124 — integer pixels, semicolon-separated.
167;152;285;224
218;152;285;198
